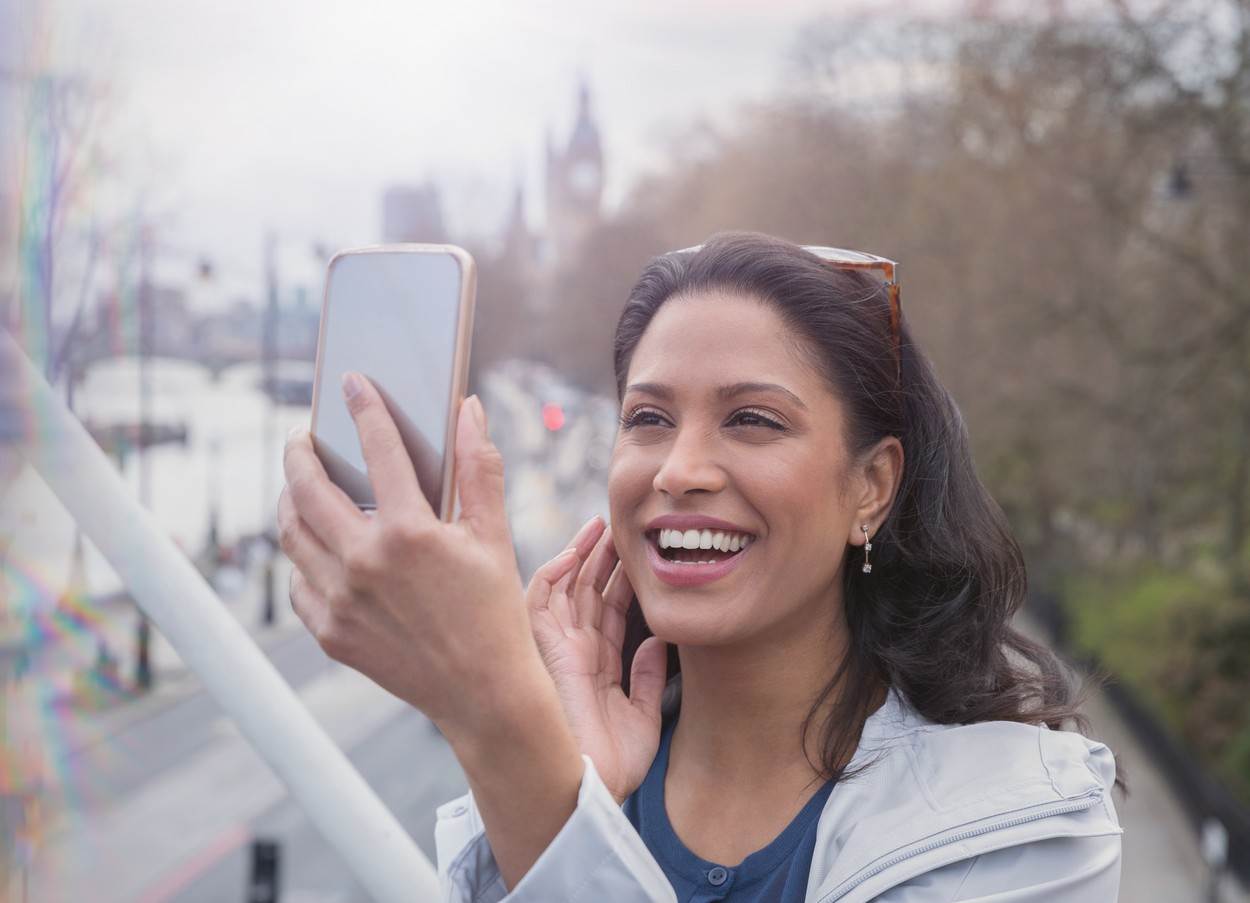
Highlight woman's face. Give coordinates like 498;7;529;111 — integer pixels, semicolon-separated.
608;291;861;649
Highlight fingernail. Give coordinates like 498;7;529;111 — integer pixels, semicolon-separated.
570;515;601;548
468;395;486;432
286;425;303;442
342;372;363;401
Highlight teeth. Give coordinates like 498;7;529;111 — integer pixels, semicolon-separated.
656;527;754;551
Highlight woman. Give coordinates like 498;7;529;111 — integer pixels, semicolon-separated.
279;232;1123;901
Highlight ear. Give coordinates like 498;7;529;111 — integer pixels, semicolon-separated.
847;436;904;546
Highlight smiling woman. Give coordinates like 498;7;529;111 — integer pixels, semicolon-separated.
445;233;1123;901
608;233;1117;788
280;231;1124;903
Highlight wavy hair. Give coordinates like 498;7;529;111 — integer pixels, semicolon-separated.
614;231;1124;792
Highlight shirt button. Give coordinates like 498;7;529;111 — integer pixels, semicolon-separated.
707;866;728;886
451;805;467;817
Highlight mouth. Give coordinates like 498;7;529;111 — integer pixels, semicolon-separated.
646;527;755;564
643;527;756;587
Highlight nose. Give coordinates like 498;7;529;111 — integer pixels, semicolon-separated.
652;425;727;497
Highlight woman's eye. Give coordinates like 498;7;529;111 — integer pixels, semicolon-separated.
619;408;668;429
618;407;787;431
728;408;787;430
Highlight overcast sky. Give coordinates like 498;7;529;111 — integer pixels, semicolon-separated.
18;0;863;304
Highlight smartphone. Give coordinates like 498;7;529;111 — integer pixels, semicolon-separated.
309;244;476;520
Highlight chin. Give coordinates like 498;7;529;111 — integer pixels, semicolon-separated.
635;592;748;648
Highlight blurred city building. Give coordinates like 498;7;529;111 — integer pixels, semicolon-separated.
376;76;607;334
542;78;604;267
486;76;607;340
51;288;320;385
381;183;449;244
493;77;606;278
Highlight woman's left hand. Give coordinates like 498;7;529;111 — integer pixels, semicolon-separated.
276;372;532;735
525;520;667;805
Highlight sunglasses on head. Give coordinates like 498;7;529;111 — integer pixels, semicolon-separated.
671;243;902;383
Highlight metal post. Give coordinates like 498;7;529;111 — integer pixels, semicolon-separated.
261;231;279;627
135;224;154;690
247;839;281;903
1;329;439;901
1201;817;1228;903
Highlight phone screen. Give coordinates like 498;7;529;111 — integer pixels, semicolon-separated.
311;248;470;514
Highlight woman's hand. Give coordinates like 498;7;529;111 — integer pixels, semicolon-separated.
526;518;669;805
279;373;589;891
278;373;532;734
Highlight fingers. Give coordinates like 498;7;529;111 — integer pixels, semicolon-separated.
341;371;428;519
533;516;608;635
628;636;668;723
289;566;330;639
548;565;580;637
573;525;617;631
525;547;579;614
283;430;368;551
453;395;511;547
277;487;341;589
563;515;605;592
601;561;634;652
568;515;606;556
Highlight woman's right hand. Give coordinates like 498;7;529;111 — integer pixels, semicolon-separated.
526;517;669;805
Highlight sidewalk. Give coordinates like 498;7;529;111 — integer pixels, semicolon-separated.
2;551;306;834
26;636;414;903
1016;612;1250;903
49;553;302;756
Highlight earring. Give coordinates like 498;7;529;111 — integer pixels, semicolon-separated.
861;524;873;574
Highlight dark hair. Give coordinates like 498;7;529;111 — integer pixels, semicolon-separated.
614;231;1124;792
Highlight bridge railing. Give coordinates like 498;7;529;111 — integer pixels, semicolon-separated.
0;327;441;902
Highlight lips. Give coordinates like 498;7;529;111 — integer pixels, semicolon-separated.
645;514;755;536
644;529;753;587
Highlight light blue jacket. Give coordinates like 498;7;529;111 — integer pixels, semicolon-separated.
434;686;1123;901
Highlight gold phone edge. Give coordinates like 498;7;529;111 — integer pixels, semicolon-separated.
441;245;476;523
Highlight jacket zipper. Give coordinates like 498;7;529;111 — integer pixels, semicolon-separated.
818;788;1105;902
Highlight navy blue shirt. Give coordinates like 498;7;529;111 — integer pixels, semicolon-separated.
623;716;836;902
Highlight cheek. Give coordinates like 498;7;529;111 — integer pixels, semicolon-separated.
749;453;847;546
744;449;833;505
608;450;659;571
608;445;652;507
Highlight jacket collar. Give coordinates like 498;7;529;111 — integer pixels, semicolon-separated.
805;686;1115;902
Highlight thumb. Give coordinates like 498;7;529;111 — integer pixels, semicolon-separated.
454;395;510;545
628;636;668;725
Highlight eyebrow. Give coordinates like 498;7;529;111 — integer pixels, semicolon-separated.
624;381;809;411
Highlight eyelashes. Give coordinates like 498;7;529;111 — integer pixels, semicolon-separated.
618;406;788;432
617;408;664;430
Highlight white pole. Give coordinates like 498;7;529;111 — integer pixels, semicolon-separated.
0;328;440;901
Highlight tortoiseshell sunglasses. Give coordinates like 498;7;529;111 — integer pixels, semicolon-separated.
672;244;902;383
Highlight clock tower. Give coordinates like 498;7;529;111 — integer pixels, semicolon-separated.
544;79;604;265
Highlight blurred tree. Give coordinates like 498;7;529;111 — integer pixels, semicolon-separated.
526;0;1250;799
537;211;669;394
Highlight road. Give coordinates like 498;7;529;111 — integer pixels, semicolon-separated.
28;627;470;902
1082;682;1249;903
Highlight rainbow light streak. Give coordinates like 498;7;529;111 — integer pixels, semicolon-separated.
3;542;133;826
2;6;142;889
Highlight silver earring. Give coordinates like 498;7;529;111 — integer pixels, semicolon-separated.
861;524;873;574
